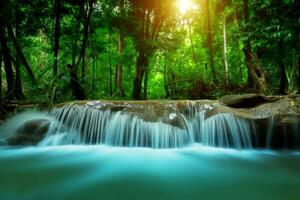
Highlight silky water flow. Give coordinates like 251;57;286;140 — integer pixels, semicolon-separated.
40;104;254;148
0;102;300;200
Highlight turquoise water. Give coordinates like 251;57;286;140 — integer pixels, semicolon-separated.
0;145;300;200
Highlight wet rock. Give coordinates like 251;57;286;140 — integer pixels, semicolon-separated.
0;139;7;146
6;119;51;145
84;100;188;129
7;95;298;149
220;94;282;108
253;114;300;149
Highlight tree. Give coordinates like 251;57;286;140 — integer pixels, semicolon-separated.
241;0;267;94
0;18;15;99
65;0;95;100
221;0;229;85
77;0;94;87
215;0;232;85
129;0;175;100
115;0;126;97
14;3;25;99
0;47;2;99
243;0;299;94
0;0;298;102
205;0;216;82
53;0;62;79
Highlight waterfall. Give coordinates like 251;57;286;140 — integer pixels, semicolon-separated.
40;102;254;148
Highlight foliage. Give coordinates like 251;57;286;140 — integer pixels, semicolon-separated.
0;0;299;102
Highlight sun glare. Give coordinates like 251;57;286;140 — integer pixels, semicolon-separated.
177;0;197;15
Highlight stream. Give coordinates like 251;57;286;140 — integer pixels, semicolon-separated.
0;145;299;200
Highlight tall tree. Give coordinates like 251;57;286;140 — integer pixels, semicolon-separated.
163;53;170;98
241;0;267;94
205;0;216;81
115;0;126;97
77;0;94;88
53;0;62;79
108;30;113;97
116;31;125;97
222;7;228;84
244;0;298;94
188;20;199;69
0;20;15;99
278;40;287;94
67;0;95;100
0;46;2;99
14;3;25;99
130;0;174;100
7;25;37;84
0;0;15;99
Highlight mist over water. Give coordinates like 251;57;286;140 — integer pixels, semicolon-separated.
1;106;300;200
1;145;300;200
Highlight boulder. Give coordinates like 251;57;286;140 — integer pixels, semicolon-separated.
2;95;300;149
220;94;282;108
6;119;51;145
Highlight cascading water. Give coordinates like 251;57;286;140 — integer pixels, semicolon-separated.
40;103;254;149
1;100;300;200
41;104;189;148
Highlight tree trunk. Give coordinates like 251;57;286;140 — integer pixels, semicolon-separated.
164;54;170;98
67;64;85;100
298;54;300;91
131;3;165;99
188;21;199;68
133;50;147;100
279;60;287;95
14;12;25;100
242;0;261;88
91;35;95;90
0;47;2;99
0;21;14;99
242;0;253;86
108;31;113;97
278;40;287;94
71;4;83;69
223;13;229;85
14;58;24;100
75;0;94;91
14;56;24;100
242;0;267;94
243;48;267;94
82;51;86;85
133;9;147;100
143;58;149;100
170;71;177;97
116;32;125;97
133;53;143;100
53;0;61;78
6;24;36;84
206;0;216;81
294;12;300;91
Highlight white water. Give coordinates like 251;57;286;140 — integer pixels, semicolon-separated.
42;104;253;148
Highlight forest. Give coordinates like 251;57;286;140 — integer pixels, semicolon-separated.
0;0;299;103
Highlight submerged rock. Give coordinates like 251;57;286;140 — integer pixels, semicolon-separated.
5;119;51;146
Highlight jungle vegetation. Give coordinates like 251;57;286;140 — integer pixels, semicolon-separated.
0;0;299;103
